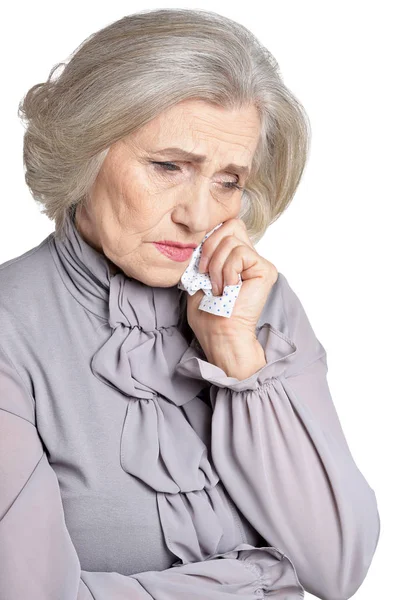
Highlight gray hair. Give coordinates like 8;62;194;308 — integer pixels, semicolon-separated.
18;8;311;245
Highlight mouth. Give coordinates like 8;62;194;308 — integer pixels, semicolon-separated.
153;242;195;262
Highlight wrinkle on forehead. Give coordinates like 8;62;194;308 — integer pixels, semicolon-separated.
160;102;260;157
129;99;261;167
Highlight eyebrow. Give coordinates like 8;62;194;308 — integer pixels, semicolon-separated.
147;146;250;179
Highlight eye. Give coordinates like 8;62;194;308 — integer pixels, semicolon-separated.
151;161;181;172
222;181;243;191
150;161;243;191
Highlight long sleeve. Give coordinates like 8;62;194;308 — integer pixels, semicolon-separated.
0;342;298;600
175;272;381;600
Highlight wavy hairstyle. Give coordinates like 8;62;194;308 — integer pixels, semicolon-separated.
18;8;311;245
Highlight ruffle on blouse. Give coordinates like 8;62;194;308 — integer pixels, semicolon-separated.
88;271;300;567
89;271;246;564
90;271;210;405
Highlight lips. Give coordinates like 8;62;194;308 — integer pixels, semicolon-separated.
153;243;194;262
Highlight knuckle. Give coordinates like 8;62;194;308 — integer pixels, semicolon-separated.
226;234;237;245
232;243;247;256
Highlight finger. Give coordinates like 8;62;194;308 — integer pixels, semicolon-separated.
207;237;253;296
223;245;262;288
199;219;254;273
221;245;247;292
225;248;277;290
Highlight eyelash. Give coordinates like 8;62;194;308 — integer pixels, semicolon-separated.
150;161;243;191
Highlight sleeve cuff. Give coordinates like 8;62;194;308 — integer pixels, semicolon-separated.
175;323;298;392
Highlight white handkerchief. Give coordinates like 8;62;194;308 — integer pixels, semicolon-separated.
177;222;242;318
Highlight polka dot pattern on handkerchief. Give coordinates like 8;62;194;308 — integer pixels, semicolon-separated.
177;223;243;318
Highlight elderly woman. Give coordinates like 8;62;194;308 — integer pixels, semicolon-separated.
0;8;380;600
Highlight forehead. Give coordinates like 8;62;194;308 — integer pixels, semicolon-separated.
135;99;261;165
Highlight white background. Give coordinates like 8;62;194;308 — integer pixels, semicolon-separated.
1;2;397;598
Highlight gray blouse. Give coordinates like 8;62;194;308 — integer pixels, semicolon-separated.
0;207;380;600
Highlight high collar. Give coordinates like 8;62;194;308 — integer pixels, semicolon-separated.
49;205;185;329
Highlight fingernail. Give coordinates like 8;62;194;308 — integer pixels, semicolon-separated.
212;283;219;296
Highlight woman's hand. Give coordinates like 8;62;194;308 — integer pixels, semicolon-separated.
186;218;278;348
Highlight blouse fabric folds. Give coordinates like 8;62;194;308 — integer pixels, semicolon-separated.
0;208;380;600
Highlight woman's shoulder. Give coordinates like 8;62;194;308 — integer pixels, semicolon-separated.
0;234;57;341
0;234;54;304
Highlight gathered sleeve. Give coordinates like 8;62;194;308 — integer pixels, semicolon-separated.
0;342;274;600
175;272;381;600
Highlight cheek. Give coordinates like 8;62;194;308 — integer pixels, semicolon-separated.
115;188;160;229
119;168;169;218
216;196;242;220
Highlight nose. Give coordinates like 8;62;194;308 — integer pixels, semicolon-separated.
171;176;215;234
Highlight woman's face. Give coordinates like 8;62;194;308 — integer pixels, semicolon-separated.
75;98;262;288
